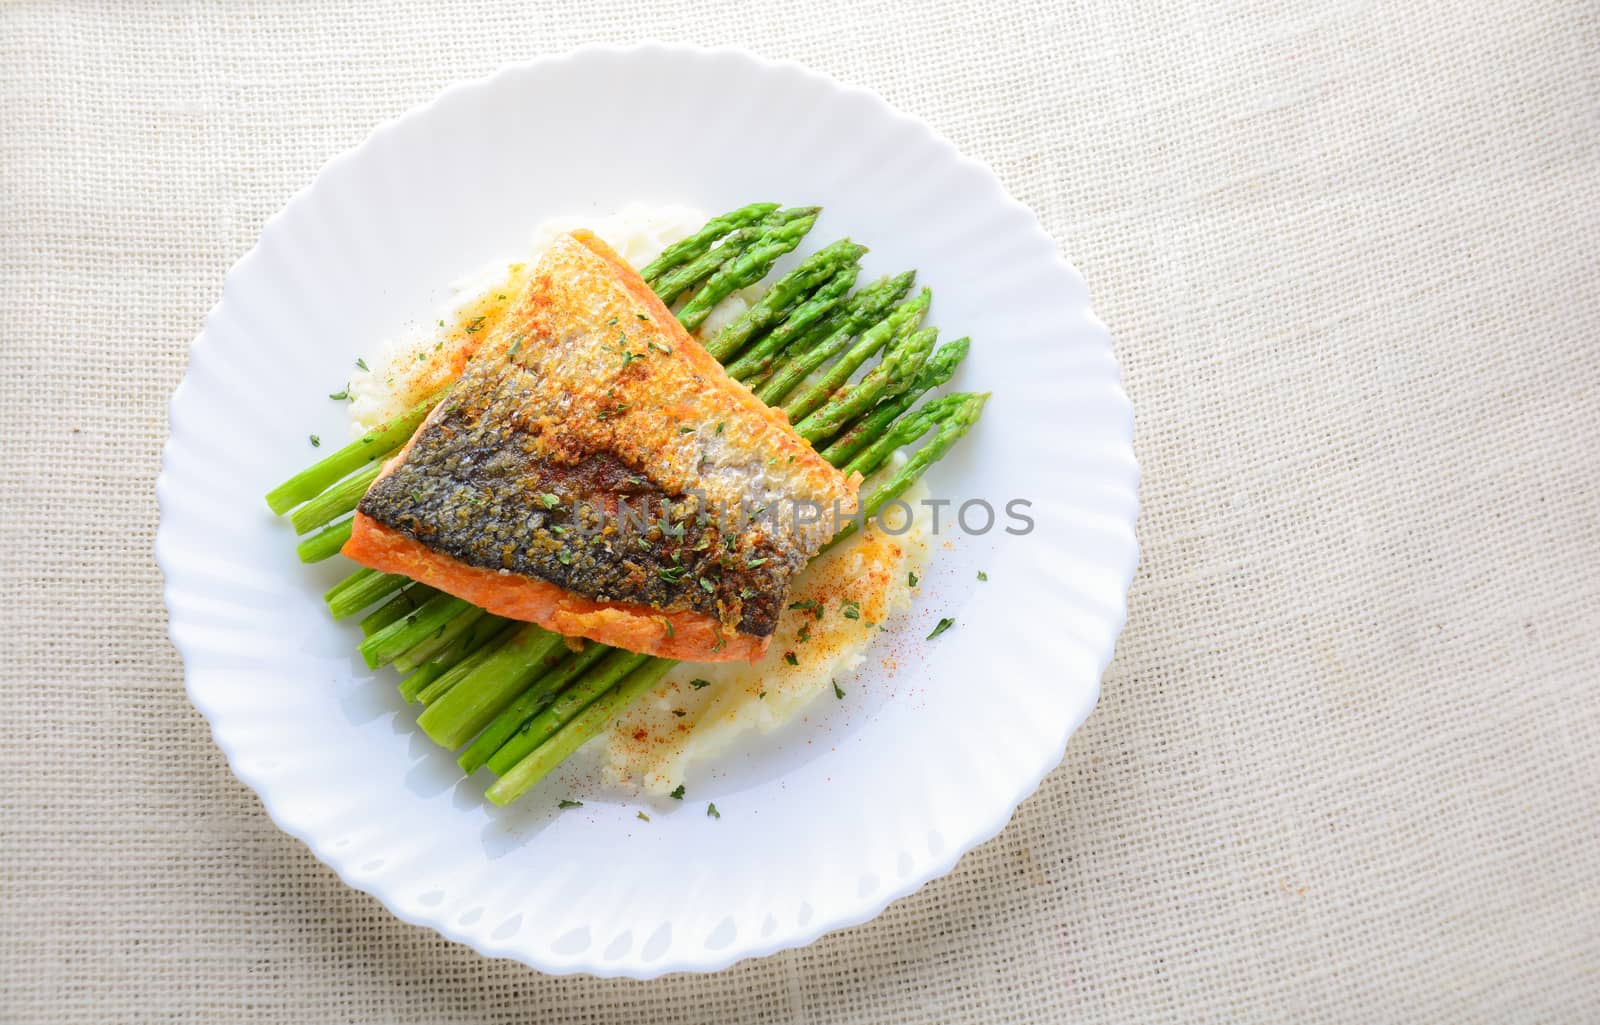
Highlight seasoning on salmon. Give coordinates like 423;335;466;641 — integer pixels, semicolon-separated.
342;231;860;663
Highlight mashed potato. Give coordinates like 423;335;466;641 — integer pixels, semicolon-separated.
604;475;931;794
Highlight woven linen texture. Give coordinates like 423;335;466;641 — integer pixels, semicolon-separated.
2;1;1597;1021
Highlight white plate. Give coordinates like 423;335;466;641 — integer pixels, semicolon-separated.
157;44;1138;977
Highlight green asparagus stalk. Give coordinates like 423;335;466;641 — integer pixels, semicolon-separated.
359;583;439;637
398;615;510;703
843;393;974;481
264;395;438;514
639;202;780;286
829;393;990;549
703;239;865;362
654;207;814;307
783;289;931;422
295;518;354;563
456;643;611;774
676;210;821;332
392;606;488;674
794;326;937;445
821;338;970;467
486;657;671;805
652;222;772;307
325;568;409;620
290;461;382;535
754;273;916;407
412;622;517;705
416;625;574;749
484;649;652;776
358;593;473;669
724;264;858;382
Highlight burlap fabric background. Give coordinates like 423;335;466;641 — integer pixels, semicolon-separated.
3;1;1596;1021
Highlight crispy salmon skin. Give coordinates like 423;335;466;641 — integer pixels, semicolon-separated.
343;232;859;663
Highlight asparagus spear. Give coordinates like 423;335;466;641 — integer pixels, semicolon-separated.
398;615;511;703
392;606;488;674
794;326;937;445
639;202;780;286
486;657;672;805
324;568;408;620
724;264;858;382
264;395;439;514
821;338;970;467
295;518;354;563
783;289;931;422
841;393;974;481
290;461;382;535
652;222;773;306
456;643;611;774
413;623;518;705
416;624;570;748
358;593;473;669
485;649;653;776
676;209;821;332
359;582;439;637
754;274;916;407
703;240;865;362
828;393;990;549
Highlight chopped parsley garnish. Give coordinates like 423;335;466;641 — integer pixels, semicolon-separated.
620;350;644;369
308;434;321;447
927;617;955;639
789;599;823;619
355;357;369;371
977;570;988;581
637;810;650;822
660;618;674;638
648;339;672;355
689;678;711;689
757;691;767;700
841;599;861;620
557;799;583;809
833;679;845;699
328;389;348;401
699;577;716;594
508;337;522;358
908;571;919;587
539;492;560;509
797;624;811;644
678;425;693;435
636;313;649;321
606;316;618;326
669;784;685;800
746;557;767;569
783;651;798;667
706;802;721;819
464;316;486;334
716;421;724;434
557;550;572;566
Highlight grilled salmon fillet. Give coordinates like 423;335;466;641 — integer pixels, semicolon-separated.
343;231;859;663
